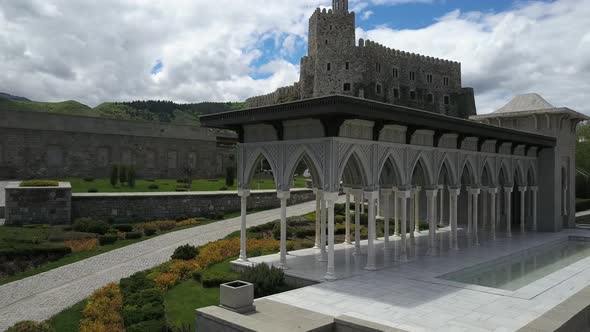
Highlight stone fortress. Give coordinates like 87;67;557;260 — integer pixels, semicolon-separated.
246;0;477;119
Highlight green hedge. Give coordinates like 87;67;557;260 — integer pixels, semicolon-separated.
19;180;59;187
171;244;199;260
6;321;55;332
120;272;166;332
201;270;239;288
0;246;72;260
73;218;110;235
240;264;287;298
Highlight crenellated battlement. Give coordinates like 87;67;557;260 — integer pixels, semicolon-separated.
359;39;461;67
245;82;301;108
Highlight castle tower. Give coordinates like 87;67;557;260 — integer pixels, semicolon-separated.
333;0;349;13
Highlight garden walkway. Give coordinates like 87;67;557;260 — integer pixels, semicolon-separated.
0;197;336;331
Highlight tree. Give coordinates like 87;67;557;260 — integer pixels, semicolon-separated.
110;165;118;187
225;167;235;187
119;165;127;185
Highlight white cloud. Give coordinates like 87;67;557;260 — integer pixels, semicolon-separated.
0;0;588;117
357;0;590;114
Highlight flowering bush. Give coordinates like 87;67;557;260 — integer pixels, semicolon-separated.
79;283;124;332
154;272;180;291
64;238;98;253
136;220;176;232
168;260;200;279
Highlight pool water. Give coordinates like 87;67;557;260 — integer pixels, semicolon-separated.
439;238;590;291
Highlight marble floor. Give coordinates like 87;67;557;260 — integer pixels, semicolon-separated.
247;227;590;331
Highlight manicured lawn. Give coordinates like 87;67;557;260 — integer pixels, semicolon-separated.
64;176;308;193
164;260;235;329
47;300;87;332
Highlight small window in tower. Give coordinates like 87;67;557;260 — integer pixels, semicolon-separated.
375;63;381;73
376;84;382;95
410;90;416;100
410;71;415;81
427;93;434;103
343;83;351;92
443;76;449;86
392;67;398;78
426;74;433;84
327;63;331;71
330;25;333;30
444;95;450;105
345;62;350;70
393;88;400;99
325;39;328;45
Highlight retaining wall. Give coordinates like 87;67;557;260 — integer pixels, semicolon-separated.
71;189;315;223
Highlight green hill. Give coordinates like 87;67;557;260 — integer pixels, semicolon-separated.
0;97;244;126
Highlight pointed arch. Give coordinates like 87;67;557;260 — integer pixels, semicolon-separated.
338;148;370;188
242;148;279;189
514;161;526;186
436;153;457;186
498;159;512;186
459;155;478;185
409;152;434;187
377;151;404;187
527;163;537;186
480;157;495;186
283;146;324;189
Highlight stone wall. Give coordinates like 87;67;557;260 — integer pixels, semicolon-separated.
5;182;71;225
0;109;237;180
71;189;314;223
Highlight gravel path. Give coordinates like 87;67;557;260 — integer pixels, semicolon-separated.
0;199;324;330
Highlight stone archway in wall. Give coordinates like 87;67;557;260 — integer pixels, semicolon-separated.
458;163;476;226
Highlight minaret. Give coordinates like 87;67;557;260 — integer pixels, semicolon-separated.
333;0;349;13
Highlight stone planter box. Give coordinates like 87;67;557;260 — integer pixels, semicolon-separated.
5;182;72;225
219;280;256;314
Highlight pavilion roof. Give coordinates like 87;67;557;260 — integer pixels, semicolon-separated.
200;95;556;148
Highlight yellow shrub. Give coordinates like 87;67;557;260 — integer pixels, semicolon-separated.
169;260;200;279
80;283;124;332
136;220;177;232
155;272;180;290
65;238;98;253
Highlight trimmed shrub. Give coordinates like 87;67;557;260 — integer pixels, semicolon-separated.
335;215;345;223
218;185;228;191
294;228;315;239
0;245;72;260
65;238;98;253
201;270;239;288
174;215;189;222
225;167;235;187
113;224;133;232
79;283;124;332
19;180;59;187
83;177;95;182
110;165;118;187
48;231;97;242
240;264;287;297
171;244;199;260
148;184;159;190
156;221;176;231
128;166;136;188
87;188;98;193
207;211;224;220
120;272;165;331
73;218;110;235
144;227;157;236
191;270;202;282
6;321;55;332
98;235;118;246
119;165;128;184
126;232;143;240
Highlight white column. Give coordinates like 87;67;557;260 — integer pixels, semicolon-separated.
361;191;365;214
277;191;290;269
470;188;480;246
530;186;538;231
393;187;400;236
488;187;498;240
365;191;378;270
481;186;488;230
439;185;445;226
504;187;513;237
409;188;417;246
353;189;362;255
466;187;473;242
448;187;460;250
398;190;410;261
414;186;421;234
325;192;339;280
344;188;352;244
319;192;327;262
381;189;391;248
426;188;438;255
519;186;527;234
313;189;321;249
237;189;250;262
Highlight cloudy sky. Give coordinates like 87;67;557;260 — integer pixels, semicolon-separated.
0;0;588;114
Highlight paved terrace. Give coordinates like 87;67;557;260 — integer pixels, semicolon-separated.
262;229;590;331
0;197;339;331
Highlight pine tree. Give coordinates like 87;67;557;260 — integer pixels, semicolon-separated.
119;165;127;185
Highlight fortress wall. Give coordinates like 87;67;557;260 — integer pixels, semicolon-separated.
0;109;236;180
